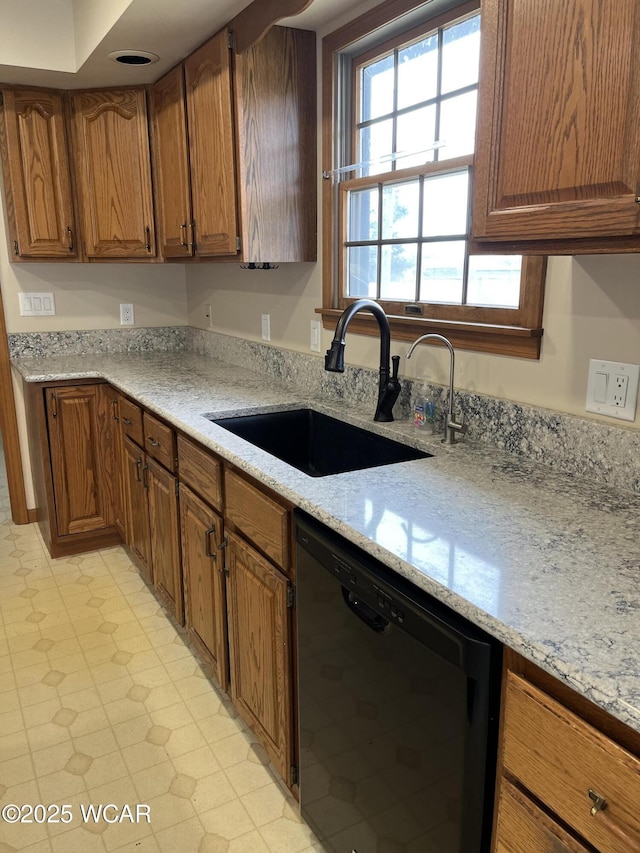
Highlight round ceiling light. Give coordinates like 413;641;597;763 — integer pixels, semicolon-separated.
108;50;159;65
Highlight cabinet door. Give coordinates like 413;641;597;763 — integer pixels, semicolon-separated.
147;457;183;624
180;485;228;689
226;531;292;782
122;436;152;582
152;65;193;258
71;89;156;258
0;88;77;259
495;780;589;852
184;30;239;256
473;0;640;243
108;391;127;542
46;385;114;536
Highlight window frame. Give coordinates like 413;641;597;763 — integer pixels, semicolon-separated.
320;0;547;359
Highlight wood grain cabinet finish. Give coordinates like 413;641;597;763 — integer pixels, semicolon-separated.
70;88;156;258
495;671;640;852
152;25;316;262
143;412;176;472
122;434;152;583
179;484;228;689
225;468;290;570
473;0;640;249
147;457;183;624
0;88;77;259
46;385;115;537
226;531;292;783
177;434;223;511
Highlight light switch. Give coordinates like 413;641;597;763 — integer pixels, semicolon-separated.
593;371;608;404
18;292;55;316
586;359;639;421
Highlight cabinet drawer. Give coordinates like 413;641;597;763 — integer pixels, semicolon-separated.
177;435;222;511
143;412;176;472
503;672;640;853
225;469;289;569
119;396;143;445
495;779;589;852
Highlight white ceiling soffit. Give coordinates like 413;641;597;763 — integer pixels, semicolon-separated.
0;0;372;89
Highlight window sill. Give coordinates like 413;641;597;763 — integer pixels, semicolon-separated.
317;308;543;359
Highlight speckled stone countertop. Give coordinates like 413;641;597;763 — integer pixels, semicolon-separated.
13;350;640;735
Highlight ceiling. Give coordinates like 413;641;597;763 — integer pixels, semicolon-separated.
0;0;348;89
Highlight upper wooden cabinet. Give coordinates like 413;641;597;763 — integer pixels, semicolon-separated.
473;0;640;251
70;89;156;259
152;25;316;262
0;88;78;260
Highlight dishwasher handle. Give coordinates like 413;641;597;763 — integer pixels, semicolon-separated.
342;587;389;633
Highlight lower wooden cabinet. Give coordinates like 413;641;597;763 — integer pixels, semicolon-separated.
24;380;121;557
121;434;183;623
226;530;293;784
179;484;228;690
494;660;640;852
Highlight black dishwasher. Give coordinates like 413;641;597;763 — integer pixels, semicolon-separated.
295;509;501;853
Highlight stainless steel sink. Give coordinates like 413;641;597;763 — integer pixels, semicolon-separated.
208;408;432;477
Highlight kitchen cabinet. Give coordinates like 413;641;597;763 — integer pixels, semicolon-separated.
473;0;640;253
0;87;78;260
120;408;183;622
152;24;316;262
226;530;293;784
70;88;156;259
179;482;228;690
493;653;640;852
23;380;120;558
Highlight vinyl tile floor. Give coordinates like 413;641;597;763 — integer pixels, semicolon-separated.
0;447;322;853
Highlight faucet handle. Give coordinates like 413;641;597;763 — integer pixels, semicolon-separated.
391;355;400;380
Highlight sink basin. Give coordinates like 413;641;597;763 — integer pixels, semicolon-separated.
208;408;432;477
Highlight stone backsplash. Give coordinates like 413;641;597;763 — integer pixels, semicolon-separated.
10;324;640;494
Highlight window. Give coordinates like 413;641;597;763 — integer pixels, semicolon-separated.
321;0;546;358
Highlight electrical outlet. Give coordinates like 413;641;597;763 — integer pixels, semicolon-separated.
261;313;271;342
206;304;213;329
120;303;134;326
586;359;639;421
310;320;321;353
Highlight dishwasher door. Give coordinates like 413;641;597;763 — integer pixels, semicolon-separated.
295;510;501;853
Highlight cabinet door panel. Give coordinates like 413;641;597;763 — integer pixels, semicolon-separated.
71;89;156;258
0;89;77;258
185;30;239;256
180;484;227;689
152;65;193;258
226;532;291;781
46;385;111;536
122;436;152;582
147;458;183;624
473;0;640;242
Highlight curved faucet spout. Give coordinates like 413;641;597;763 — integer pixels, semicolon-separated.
324;299;400;422
406;333;466;444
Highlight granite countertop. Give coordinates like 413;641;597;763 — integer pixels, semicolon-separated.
13;350;640;734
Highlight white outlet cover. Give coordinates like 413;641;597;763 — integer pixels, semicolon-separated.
310;320;321;353
261;314;270;342
586;359;640;421
19;292;55;316
120;303;134;326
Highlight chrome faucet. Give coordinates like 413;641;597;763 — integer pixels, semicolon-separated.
406;333;467;444
325;299;401;422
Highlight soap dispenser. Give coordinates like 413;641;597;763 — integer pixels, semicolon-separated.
412;379;437;433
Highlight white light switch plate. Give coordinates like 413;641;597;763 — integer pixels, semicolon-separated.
19;292;55;316
586;359;639;421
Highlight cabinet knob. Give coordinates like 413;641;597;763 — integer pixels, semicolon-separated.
588;788;607;817
147;436;160;447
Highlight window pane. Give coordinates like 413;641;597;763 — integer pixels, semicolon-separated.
398;34;438;107
396;105;437;168
380;243;417;300
360;54;394;122
439;90;477;158
347;245;378;297
467;256;522;308
419;241;466;303
441;15;480;94
422;171;468;236
382;181;420;239
359;118;393;176
348;188;379;241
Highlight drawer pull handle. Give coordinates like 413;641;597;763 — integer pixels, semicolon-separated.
122;417;132;426
147;436;160;447
205;526;217;559
588;788;607;817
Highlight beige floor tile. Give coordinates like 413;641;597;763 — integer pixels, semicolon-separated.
82;749;129;790
68;706;110;738
199;799;255;840
31;739;76;777
112;713;154;749
51;824;108;852
104;696;149;727
96;674;135;705
121;739;170;774
174;674;214;702
164;722;207;758
112;834;161;852
0;687;20;712
38;766;88;802
241;784;294;827
74;727;119;759
0;707;26;737
0;752;35;788
183;690;224;722
0;669;17;695
26;720;72;752
100;808;155;852
129;665;172;690
148;702;193;731
258;814;319;853
189;769;238;814
225;759;278;798
131;759;176;800
143;683;183;712
144;790;197;832
172;746;221;780
0;729;30;761
197;724;252;760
